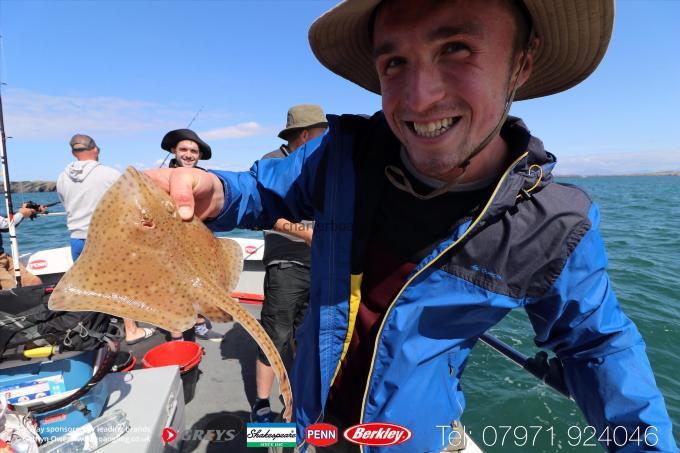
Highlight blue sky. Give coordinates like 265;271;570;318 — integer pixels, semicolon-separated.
0;0;678;180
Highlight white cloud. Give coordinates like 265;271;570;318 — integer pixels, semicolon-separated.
199;122;271;140
1;88;234;142
554;149;680;176
2;88;182;140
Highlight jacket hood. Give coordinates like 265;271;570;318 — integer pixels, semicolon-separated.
503;116;556;177
506;116;557;192
65;160;100;182
461;117;558;229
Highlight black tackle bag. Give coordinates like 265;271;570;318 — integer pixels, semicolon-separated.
0;283;116;360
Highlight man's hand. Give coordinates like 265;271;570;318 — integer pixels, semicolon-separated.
18;205;37;218
299;228;313;247
273;219;313;246
145;168;225;221
20;202;47;218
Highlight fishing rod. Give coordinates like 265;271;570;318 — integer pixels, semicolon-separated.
23;200;60;219
24;200;58;209
0;64;22;287
158;105;204;168
479;333;571;399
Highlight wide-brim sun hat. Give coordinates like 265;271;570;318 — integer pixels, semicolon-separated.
161;129;212;160
278;104;329;140
308;0;615;101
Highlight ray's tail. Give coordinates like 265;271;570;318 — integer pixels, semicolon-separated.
213;295;293;422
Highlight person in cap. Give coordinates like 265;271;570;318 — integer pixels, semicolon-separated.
57;134;121;261
147;1;676;451
160;128;222;342
58;134;155;346
251;105;327;423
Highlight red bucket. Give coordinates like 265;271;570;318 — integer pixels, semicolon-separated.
142;341;203;403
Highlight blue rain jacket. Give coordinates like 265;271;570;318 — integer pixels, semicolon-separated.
207;114;676;452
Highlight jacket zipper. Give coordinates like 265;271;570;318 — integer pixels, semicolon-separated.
357;151;529;452
297;137;343;450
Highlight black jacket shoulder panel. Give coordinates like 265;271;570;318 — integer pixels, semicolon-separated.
437;177;594;299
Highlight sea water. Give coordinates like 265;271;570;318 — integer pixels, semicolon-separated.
461;176;679;451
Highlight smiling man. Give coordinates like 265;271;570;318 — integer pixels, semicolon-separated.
160;128;223;342
173;139;200;168
147;1;676;451
161;128;212;170
375;1;524;185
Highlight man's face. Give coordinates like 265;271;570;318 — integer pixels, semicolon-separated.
305;126;327;143
173;140;200;168
373;0;523;180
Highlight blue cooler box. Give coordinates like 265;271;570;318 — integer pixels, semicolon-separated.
0;348;110;440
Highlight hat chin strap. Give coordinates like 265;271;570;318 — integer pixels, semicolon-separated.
386;46;531;200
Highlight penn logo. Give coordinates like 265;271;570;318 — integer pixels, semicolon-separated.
305;423;338;447
343;423;412;446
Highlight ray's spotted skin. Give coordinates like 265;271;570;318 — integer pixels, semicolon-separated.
48;166;293;421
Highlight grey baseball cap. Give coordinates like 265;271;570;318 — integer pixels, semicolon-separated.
69;134;97;151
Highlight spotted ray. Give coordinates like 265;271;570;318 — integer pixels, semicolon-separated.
48;166;292;421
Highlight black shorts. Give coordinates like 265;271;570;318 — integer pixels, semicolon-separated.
258;262;310;366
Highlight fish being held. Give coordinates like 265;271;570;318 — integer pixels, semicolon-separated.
48;166;292;421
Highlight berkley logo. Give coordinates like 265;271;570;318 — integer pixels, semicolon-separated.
29;259;48;270
305;423;338;447
343;423;412;446
244;245;257;254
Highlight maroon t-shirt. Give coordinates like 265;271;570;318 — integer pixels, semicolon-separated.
326;157;494;423
326;239;418;422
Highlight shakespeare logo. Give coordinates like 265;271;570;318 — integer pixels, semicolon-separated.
246;423;296;448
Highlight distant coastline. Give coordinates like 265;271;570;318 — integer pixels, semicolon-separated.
555;171;679;178
0;181;57;193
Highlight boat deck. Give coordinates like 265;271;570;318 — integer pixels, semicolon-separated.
123;302;482;453
124;303;283;453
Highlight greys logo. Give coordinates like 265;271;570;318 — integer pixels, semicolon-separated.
179;413;244;445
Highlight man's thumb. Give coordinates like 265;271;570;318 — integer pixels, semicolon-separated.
169;170;197;220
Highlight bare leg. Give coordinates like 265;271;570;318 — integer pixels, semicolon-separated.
0;253;15;290
256;358;276;399
170;331;183;340
0;254;42;289
124;319;148;342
